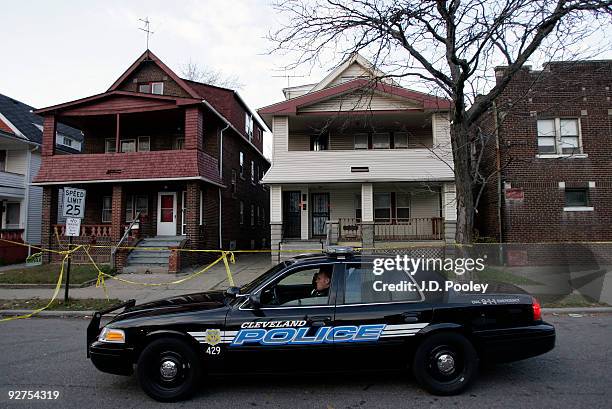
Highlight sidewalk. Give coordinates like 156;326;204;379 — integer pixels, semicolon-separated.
0;253;273;304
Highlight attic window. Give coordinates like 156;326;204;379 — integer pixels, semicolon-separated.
138;82;164;95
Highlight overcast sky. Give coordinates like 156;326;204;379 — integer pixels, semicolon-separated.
1;1;610;158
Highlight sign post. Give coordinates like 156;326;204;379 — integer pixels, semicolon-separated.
62;187;86;304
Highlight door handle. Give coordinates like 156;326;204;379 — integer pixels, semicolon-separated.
401;312;421;323
307;316;331;327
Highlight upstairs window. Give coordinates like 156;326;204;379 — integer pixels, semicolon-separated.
61;136;73;147
354;134;368;150
137;136;150;152
310;134;329;151
138;81;164;95
372;133;390;149
537;118;581;155
245;113;253;140
120;139;136;153
394;132;408;149
105;139;116;153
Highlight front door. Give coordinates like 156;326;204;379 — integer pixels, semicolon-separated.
157;192;177;236
311;193;329;236
282;191;301;238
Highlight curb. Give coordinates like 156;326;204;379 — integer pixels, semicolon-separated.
1;307;611;319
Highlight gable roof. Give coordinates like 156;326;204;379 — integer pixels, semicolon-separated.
258;78;451;118
107;49;201;99
0;93;83;146
310;53;398;93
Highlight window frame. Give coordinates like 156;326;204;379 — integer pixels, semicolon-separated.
104;139;116;153
102;196;112;223
564;188;589;208
374;193;392;223
395;192;411;222
0;150;6;172
393;132;409;149
353;133;368;150
151;82;164;95
4;202;21;228
231;169;237;193
251;160;255;184
354;194;362;222
239;152;245;179
250;204;255;226
372;133;390;149
120;139;136;153
536;117;583;156
137;136;150;152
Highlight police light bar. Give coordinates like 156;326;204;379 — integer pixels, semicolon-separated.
324;246;355;256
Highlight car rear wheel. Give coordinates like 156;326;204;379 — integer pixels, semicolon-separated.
137;337;201;402
412;332;478;395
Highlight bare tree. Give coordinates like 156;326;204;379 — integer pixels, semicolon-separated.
268;0;612;243
180;60;244;89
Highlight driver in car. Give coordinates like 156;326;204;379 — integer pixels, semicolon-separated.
311;267;332;297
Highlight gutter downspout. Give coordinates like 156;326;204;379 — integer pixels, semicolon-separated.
219;123;230;249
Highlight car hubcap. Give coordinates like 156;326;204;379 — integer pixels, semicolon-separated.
160;360;178;380
436;353;455;374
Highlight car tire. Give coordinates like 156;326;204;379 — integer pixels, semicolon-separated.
136;337;202;402
412;332;478;396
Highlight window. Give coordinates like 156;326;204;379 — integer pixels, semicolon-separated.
354;133;368;150
256;206;261;225
120;139;136;153
373;133;390;149
240;201;244;225
139;82;164;95
394;132;408;149
374;193;391;223
355;194;362;221
174;137;185;150
251;160;255;184
258;264;334;307
565;188;589;207
231;169;237;193
537;118;582;155
151;82;164;95
344;262;422;304
102;196;112;223
137;136;150;152
310;134;329;151
62;136;73;147
0;150;6;171
105;139;116;153
396;193;411;221
5;202;20;227
125;195;148;222
240;152;244;178
250;204;255;226
245;113;253;139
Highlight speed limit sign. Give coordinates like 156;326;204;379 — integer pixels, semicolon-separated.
62;187;86;219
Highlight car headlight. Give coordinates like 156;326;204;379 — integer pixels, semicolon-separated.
98;327;126;343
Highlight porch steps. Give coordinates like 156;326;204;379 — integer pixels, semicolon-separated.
123;236;184;273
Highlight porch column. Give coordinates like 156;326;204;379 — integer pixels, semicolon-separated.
185;107;204;151
270;185;282;263
41;115;56;157
111;185;125;243
443;183;457;243
41;186;58;263
361;183;374;249
300;186;309;240
115;114;120;153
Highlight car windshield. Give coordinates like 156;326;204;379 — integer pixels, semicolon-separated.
240;261;294;294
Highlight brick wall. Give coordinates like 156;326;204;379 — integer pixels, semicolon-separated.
476;61;612;242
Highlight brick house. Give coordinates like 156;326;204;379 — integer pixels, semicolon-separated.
475;60;612;243
33;50;270;271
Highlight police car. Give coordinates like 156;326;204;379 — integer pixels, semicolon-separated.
87;247;555;402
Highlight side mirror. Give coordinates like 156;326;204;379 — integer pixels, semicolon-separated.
225;286;240;298
249;292;262;309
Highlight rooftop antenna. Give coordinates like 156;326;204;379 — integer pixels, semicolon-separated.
138;17;154;49
272;68;305;88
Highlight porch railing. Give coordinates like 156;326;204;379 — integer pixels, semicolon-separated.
53;224;113;237
338;217;445;241
0;229;24;241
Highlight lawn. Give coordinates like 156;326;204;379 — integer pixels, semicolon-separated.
0;264;114;285
0;298;124;311
539;293;609;308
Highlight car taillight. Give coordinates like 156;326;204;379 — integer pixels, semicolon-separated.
532;297;542;321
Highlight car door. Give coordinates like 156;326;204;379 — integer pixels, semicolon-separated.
332;258;434;370
223;261;340;372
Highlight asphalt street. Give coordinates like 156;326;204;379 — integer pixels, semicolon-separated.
0;313;610;409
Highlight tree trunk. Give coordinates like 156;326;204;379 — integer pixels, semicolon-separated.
451;122;474;244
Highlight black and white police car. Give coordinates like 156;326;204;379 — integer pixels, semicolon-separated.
87;247;555;401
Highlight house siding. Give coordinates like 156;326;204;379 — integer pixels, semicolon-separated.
298;91;420;113
26;151;43;244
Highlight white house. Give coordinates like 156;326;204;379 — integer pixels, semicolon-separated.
0;93;82;250
258;54;456;257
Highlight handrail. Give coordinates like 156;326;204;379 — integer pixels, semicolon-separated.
110;211;141;269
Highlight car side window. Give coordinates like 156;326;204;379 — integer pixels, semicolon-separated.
344;262;423;304
259;264;334;307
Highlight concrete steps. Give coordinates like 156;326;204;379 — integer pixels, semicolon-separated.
123;236;184;273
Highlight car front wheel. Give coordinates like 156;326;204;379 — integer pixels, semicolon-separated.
412;332;478;395
136;337;202;402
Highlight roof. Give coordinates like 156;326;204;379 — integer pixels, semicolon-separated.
0;93;83;146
